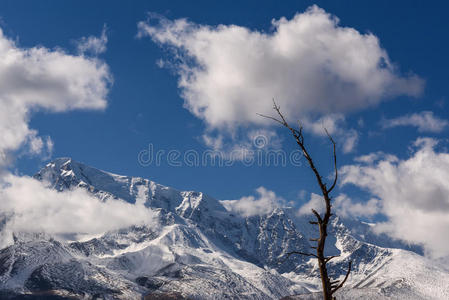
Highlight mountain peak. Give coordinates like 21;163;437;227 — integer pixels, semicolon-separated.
34;157;137;202
52;156;72;165
34;158;228;218
42;157;72;171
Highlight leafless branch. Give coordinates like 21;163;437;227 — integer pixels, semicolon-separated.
311;209;322;223
324;255;340;263
256;113;284;126
325;128;338;194
279;251;318;264
331;261;352;294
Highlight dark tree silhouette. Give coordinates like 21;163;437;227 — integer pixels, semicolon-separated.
259;100;351;300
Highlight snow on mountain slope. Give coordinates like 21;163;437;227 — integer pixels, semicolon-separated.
1;157;448;299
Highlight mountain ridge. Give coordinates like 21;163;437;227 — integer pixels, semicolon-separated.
0;158;447;299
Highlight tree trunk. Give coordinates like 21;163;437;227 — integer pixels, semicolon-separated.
259;100;352;300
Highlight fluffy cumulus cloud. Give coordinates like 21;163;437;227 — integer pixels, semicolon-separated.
340;138;449;258
0;27;111;165
382;111;449;133
221;186;288;217
0;174;155;248
138;5;423;132
333;195;381;218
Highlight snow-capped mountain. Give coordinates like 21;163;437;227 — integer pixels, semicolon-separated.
1;158;448;299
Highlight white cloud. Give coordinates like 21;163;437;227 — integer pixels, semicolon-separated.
0;174;155;248
341;130;359;153
28;131;45;155
354;151;398;164
0;25;114;246
221;186;288;217
25;132;53;160
297;192;380;218
0;27;112;166
138;5;423;132
201;128;282;161
297;192;325;215
382;111;448;133
333;194;381;218
302;114;359;153
340;138;449;258
303;114;346;136
77;25;108;55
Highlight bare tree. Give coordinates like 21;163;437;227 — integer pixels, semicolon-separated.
259;100;351;300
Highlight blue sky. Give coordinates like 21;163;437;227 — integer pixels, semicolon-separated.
3;0;449;216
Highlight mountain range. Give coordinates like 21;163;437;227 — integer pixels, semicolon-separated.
1;158;448;299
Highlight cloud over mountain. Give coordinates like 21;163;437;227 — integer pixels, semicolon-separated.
341;138;449;258
0;26;116;248
221;186;288;217
0;174;156;249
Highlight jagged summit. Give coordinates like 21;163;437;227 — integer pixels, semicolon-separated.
34;157;228;217
34;157;137;203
